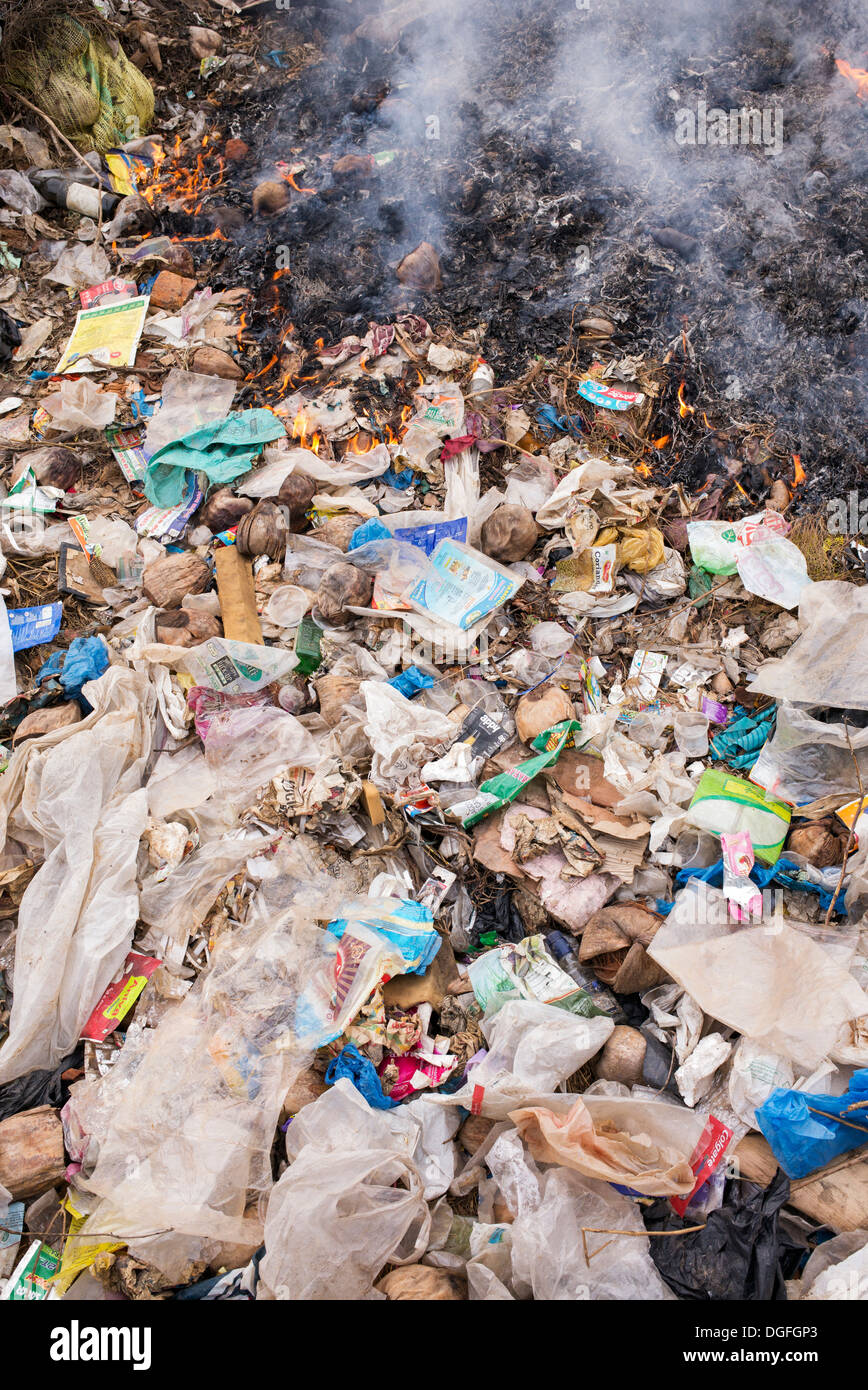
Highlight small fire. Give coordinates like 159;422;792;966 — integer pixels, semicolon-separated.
835;58;868;100
652;434;670;448
358;356;370;374
277;163;316;195
677;381;695;418
636;461;652;477
291;408;322;453
272;267;291;281
792;453;806;486
141;135;226;215
345;432;375;454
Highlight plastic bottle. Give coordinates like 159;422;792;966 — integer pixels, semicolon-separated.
546;930;626;1022
470;359;495;405
31;174;119;219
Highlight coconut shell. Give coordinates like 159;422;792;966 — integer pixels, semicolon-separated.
13;702;81;743
593;1025;647;1086
277;472;317;529
316;562;373;625
143;553;212;609
22;445;81;492
311;514;364;552
198;488;253;532
236;500;287;560
786;822;844;868
155;609;223;648
458;1114;495;1153
225;138;249;163
481;504;539;562
376;1266;466;1301
252;179;290;216
314;671;362;727
396;241;442;291
191;346;244;380
515;684;574;744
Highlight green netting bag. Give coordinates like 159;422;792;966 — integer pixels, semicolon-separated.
3;13;153;151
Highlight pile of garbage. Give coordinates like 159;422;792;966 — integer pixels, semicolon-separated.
2;1;868;1306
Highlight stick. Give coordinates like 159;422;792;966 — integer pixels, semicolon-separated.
581;1223;706;1262
0;87;85;168
824;723;864;927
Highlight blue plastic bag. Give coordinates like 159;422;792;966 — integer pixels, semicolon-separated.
36;635;109;708
324;1044;399;1110
387;665;435;699
756;1070;868;1179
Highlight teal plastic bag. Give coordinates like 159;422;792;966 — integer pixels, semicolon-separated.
144;409;285;506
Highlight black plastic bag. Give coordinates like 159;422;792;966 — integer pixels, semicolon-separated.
473;889;525;945
0;309;21;367
0;1045;83;1123
643;1168;790;1300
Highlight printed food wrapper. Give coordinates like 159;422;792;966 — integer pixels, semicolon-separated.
181;637;298;694
577;380;645;410
80;950;162;1043
588;543;618;595
1;1241;60;1300
8;603;62;653
455;719;581;828
409;538;523;631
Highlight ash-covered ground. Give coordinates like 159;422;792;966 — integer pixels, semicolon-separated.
159;0;867;503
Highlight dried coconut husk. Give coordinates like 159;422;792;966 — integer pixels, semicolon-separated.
593;1025;647;1087
278;472;317;529
154;608;222;649
316;562;372;624
236;500;287;560
786;821;845;868
481;504;539;562
314;671;362;727
579;902;665;993
142;553;211;608
197;487;253;532
376;1266;466;1301
396;241;442;291
515;684;574;743
312;514;364;551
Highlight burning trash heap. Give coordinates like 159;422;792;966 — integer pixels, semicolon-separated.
0;0;867;1304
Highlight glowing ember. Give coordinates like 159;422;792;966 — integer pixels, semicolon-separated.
835;58;868;99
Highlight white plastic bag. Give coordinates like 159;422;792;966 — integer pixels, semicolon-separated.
650;879;868;1071
427;999;613;1120
486;1129;676;1300
0;668;154;1082
259;1080;431;1299
736;533;812;609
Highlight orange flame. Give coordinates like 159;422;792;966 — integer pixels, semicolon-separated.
291;409;322;453
652;435;670;448
836;58;868;99
792;453;806;486
677;381;695;418
636;462;652;477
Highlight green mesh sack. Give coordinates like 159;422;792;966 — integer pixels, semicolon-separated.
3;14;153;151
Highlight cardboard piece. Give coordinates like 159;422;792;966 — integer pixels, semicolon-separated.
215;545;262;644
